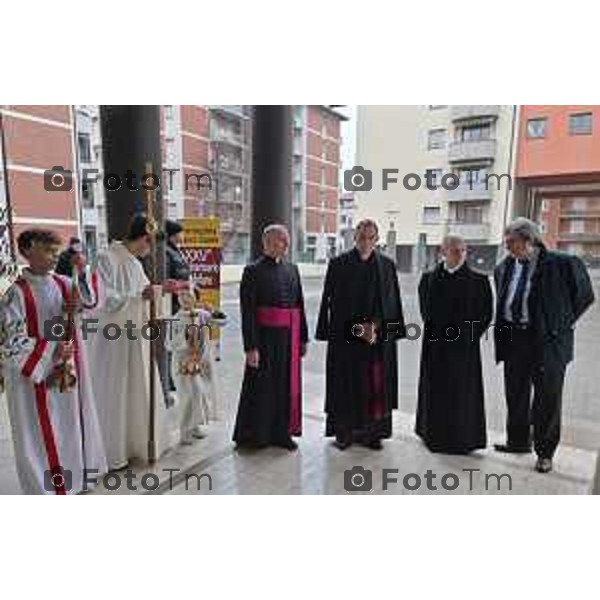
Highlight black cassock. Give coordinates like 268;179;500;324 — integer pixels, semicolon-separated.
233;255;308;446
416;262;493;453
316;249;405;441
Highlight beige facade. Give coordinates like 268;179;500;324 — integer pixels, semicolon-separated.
354;105;518;270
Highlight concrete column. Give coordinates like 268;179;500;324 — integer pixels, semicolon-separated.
251;106;293;259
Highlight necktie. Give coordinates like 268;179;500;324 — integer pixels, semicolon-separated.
510;259;529;325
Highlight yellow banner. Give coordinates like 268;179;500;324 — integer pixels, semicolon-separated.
181;217;221;249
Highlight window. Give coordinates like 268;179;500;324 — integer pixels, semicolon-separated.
293;183;302;205
573;197;587;211
571;220;585;234
306;235;317;246
569;113;592;135
423;206;441;224
455;204;484;224
527;118;547;138
81;181;95;209
425;168;443;188
459;124;491;141
428;129;447;150
319;187;327;207
78;133;92;162
458;168;488;185
83;228;97;263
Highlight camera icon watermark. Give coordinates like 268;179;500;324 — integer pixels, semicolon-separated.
344;466;373;492
44;466;72;492
344;166;372;192
44;316;74;342
44;166;73;192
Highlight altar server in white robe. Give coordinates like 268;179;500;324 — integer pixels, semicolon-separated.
2;229;107;494
166;290;220;443
88;215;177;470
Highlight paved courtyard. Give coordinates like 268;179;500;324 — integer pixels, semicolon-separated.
1;270;599;494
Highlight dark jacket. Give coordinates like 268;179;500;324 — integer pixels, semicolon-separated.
494;245;595;366
315;249;406;422
166;242;191;313
315;249;406;343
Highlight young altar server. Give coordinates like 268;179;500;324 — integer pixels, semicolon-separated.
1;229;107;494
167;290;219;444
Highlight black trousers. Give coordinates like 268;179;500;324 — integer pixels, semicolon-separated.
503;328;566;459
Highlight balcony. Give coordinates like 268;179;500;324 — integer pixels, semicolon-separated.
560;210;600;219
450;105;500;122
558;231;600;243
447;221;491;240
209;105;247;119
446;181;493;202
211;130;244;147
448;139;496;163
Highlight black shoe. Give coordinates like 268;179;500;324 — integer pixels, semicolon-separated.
274;438;298;451
535;457;553;474
333;438;352;450
493;443;532;454
366;439;383;450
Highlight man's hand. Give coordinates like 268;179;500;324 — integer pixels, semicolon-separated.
245;349;260;368
162;279;182;294
355;321;377;345
142;285;155;300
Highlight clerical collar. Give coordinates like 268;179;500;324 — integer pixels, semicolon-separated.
263;254;283;264
443;259;465;274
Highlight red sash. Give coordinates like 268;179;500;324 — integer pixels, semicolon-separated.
255;306;302;436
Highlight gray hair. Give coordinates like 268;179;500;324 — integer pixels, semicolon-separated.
442;234;466;249
504;217;542;244
262;223;289;240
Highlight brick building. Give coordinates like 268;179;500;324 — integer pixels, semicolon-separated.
1;105;344;265
514;105;600;266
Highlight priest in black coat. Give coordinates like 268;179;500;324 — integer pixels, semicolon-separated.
233;225;308;451
316;219;406;450
416;235;493;454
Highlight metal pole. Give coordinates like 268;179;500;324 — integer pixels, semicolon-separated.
0;110;16;262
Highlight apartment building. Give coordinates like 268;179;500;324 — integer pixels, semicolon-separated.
355;105;517;271
514;105;600;266
292;105;345;262
1;105;345;265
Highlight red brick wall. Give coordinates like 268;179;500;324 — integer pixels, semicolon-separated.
5;105;71;124
2;106;78;236
4;116;73;171
181;105;209;137
179;105;210;216
182;135;209;169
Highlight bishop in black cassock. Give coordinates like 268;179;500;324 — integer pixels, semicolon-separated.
233;225;308;451
416;236;493;454
316;220;405;450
